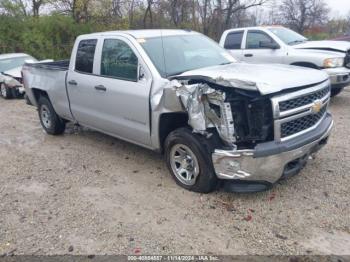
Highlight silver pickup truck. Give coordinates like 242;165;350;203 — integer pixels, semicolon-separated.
219;26;350;97
22;30;333;193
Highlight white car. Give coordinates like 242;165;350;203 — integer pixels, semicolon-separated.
0;53;37;99
219;26;350;97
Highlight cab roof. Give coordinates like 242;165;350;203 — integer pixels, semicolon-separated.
224;25;284;32
79;29;200;39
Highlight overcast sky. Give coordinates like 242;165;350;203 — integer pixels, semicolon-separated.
326;0;350;17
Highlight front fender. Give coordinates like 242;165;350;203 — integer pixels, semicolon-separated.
287;48;345;68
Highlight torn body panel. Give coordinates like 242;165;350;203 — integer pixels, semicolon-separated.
173;81;236;147
151;78;238;147
152;68;279;150
152;75;275;150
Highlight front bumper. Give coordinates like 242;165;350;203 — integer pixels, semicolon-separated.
323;67;350;88
18;86;25;94
212;113;333;185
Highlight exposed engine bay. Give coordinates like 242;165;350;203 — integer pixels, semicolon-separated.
171;79;274;149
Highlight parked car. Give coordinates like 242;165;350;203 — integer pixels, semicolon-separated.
22;30;333;193
0;53;37;99
219;26;350;97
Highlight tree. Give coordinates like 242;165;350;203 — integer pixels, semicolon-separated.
279;0;330;33
266;0;279;25
198;0;211;34
0;0;28;16
143;0;155;28
201;0;268;40
49;0;93;23
32;0;45;16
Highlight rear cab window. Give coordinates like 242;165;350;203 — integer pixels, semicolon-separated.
224;31;244;50
75;39;98;73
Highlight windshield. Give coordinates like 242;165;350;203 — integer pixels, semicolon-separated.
139;34;236;77
0;56;36;72
268;27;307;45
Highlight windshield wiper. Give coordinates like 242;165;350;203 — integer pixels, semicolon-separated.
288;40;306;45
167;70;186;77
167;62;234;77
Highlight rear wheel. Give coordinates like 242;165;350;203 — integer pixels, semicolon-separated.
164;127;218;193
331;87;344;97
38;95;66;135
0;83;12;99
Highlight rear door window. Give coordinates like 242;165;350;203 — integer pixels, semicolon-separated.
224;31;244;49
100;39;138;81
75;39;97;74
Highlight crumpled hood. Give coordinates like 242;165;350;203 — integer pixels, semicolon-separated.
294;40;350;52
2;66;22;78
175;63;329;95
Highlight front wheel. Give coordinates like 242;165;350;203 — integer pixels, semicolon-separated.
0;83;12;99
331;87;344;97
164;127;218;193
38;96;66;135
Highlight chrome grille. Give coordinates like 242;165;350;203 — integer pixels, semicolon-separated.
271;81;330;141
279;85;330;112
281;106;327;138
345;50;350;68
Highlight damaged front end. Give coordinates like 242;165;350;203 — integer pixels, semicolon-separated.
173;79;274;150
164;74;333;192
176;82;237;148
159;77;280;191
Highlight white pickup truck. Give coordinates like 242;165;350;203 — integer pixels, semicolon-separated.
22;29;333;193
219;26;350;97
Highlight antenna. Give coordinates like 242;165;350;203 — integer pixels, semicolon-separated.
160;29;168;77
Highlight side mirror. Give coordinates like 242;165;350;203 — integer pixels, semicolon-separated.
259;41;280;49
138;64;145;81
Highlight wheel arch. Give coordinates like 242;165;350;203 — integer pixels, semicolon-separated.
158;112;189;154
31;88;50;106
290;62;319;69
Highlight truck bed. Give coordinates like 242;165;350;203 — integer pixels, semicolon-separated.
25;60;69;71
22;59;72;120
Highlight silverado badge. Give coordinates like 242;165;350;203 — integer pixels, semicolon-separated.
311;99;323;114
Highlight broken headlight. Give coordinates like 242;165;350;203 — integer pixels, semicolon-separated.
228;96;274;147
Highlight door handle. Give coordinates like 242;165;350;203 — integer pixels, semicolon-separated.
244;54;253;57
94;85;107;91
68;80;77;86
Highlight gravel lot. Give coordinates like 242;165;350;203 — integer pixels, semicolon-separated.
0;89;350;256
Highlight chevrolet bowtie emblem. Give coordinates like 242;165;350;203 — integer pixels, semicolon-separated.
311;99;323;114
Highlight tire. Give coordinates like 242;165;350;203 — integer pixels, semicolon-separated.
331;87;343;97
13;89;24;99
0;83;13;99
164;127;218;193
37;95;66;135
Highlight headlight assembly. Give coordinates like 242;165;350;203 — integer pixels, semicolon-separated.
323;57;344;68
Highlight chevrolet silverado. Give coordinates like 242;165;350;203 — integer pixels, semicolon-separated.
22;30;333;193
